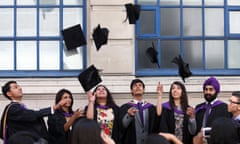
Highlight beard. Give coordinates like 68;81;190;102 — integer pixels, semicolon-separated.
204;93;218;103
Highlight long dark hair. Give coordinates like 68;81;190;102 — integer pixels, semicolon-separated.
55;88;74;113
93;84;116;107
71;118;102;144
169;81;189;112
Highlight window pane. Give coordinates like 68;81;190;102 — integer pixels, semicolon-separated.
0;0;13;5
161;40;180;68
16;41;37;70
138;0;157;5
228;0;240;6
63;48;83;69
17;0;35;5
205;8;224;36
160;0;180;5
39;41;59;70
183;8;202;36
0;41;14;70
183;0;202;5
17;8;36;36
39;8;59;36
228;40;240;68
205;0;224;6
160;8;180;36
140;11;156;34
63;8;83;28
64;0;83;5
205;40;224;69
39;0;59;5
229;11;240;34
18;0;59;5
0;9;13;36
137;40;158;69
183;40;203;68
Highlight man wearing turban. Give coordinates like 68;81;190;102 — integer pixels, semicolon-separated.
193;77;232;144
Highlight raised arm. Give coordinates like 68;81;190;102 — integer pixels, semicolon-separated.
156;82;163;116
86;91;96;120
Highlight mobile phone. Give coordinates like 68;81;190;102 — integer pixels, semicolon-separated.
202;127;211;138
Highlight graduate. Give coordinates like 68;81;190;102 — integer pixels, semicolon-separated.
48;89;85;144
194;77;231;144
119;79;162;144
159;81;195;144
0;80;65;143
86;84;120;144
228;91;240;123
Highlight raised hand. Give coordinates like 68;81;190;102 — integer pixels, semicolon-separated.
87;91;96;103
53;99;67;110
186;107;195;119
72;108;85;118
127;107;138;116
157;82;163;95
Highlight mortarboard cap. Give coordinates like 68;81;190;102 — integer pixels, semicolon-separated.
146;42;160;68
78;65;102;92
124;3;141;24
172;55;192;82
61;24;86;50
92;24;109;51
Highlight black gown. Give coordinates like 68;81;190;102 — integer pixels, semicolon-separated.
195;100;232;134
0;102;51;141
159;102;193;144
47;109;72;144
119;102;159;144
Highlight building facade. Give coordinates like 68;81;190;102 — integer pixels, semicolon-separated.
0;0;240;143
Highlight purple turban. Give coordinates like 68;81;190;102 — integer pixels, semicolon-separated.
203;77;220;94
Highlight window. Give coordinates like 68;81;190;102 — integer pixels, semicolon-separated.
0;0;86;77
136;0;240;76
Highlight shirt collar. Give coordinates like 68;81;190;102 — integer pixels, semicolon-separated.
234;114;240;121
12;100;22;103
133;99;145;105
205;98;218;105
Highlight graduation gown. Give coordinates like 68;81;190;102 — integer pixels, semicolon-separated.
47;109;72;144
0;102;51;141
119;102;159;144
159;102;193;144
195;100;232;134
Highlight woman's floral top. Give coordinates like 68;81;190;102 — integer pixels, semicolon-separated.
97;107;114;136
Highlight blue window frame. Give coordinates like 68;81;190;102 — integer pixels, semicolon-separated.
0;0;86;77
135;0;240;76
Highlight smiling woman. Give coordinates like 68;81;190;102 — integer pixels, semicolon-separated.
47;88;85;144
85;85;120;144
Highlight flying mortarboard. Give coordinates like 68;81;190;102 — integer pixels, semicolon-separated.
146;42;160;68
61;24;86;50
78;65;102;92
92;24;109;51
172;55;192;82
124;3;141;24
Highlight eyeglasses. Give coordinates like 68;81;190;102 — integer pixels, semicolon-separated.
228;99;240;105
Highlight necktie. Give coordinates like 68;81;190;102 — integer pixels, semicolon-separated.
204;103;211;126
137;102;144;126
